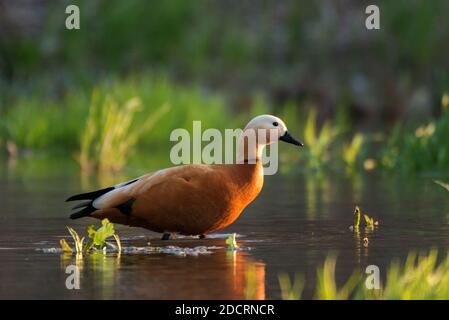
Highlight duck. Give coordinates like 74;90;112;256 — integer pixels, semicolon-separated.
66;115;303;239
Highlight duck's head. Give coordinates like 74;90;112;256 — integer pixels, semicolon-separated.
244;114;303;147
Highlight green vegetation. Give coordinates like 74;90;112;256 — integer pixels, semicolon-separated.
302;109;340;170
352;206;361;229
79;92;169;173
380;100;449;172
1;75;238;172
315;255;360;300
374;250;449;299
350;206;378;229
60;219;121;255
277;250;449;300
363;214;377;227
278;272;304;300
1;93;87;151
2;2;449;176
225;233;239;249
342;134;364;169
2;82;449;176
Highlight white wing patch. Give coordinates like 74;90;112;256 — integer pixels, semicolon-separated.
91;167;178;209
92;177;140;209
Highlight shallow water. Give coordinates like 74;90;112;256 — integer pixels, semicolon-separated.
1;159;449;299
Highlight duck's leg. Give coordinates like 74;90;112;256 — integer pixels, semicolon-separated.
161;233;171;240
199;234;206;239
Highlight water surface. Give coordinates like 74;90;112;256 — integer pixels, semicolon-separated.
1;159;449;299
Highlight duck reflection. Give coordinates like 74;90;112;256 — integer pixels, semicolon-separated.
60;239;265;299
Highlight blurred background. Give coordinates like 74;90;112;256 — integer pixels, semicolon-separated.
2;0;449;300
1;0;449;175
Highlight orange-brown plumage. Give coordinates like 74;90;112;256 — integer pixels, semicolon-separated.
66;114;302;237
90;163;263;235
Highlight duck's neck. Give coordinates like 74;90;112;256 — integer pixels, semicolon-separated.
236;133;265;164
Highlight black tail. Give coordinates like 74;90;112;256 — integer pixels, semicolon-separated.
66;186;114;202
66;186;114;219
70;204;96;219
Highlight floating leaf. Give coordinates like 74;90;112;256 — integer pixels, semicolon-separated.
225;233;239;249
59;239;73;253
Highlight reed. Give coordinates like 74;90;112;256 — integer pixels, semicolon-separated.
78;91;170;173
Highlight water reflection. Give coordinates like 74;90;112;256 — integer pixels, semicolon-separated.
352;227;372;265
61;252;121;299
305;172;332;219
58;247;265;300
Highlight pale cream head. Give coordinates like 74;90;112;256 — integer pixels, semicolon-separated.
243;114;288;143
238;114;302;163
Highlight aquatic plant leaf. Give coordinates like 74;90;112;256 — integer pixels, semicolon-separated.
364;214;374;226
87;219;116;249
59;239;73;253
113;234;121;253
225;233;239;249
87;225;96;238
67;227;84;253
353;206;361;229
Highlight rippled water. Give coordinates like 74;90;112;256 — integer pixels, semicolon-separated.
1;158;449;299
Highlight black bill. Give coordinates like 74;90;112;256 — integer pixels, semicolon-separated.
279;131;304;147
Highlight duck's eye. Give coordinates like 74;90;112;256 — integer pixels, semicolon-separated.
273;121;279;127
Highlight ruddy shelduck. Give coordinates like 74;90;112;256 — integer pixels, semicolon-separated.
67;115;303;239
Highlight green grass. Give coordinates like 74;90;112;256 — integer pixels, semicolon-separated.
0;93;88;151
301;108;340;170
380;101;449;172
0;74;238;172
2;73;449;176
342;133;364;169
277;249;449;300
79;91;169;173
374;249;449;299
278;272;304;300
315;255;360;300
